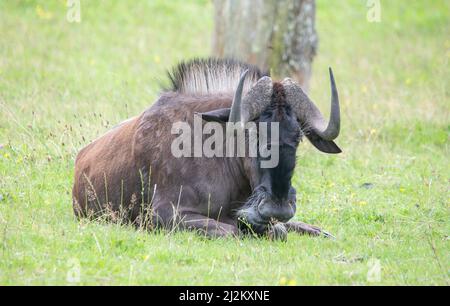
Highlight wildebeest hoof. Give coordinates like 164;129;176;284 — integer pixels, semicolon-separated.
268;223;288;241
285;221;335;239
320;230;336;240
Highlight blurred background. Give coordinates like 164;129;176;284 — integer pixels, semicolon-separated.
1;1;448;144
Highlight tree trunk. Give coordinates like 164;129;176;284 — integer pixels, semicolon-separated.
213;0;318;91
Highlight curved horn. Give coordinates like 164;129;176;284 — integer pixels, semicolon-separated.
321;67;340;140
229;69;249;123
283;68;340;140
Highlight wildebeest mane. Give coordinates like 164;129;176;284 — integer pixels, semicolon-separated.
167;58;268;95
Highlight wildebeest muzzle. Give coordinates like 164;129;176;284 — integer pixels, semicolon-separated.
237;186;296;234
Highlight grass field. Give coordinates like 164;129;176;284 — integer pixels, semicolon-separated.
0;0;449;285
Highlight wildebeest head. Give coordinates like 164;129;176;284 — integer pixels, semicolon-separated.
199;69;341;234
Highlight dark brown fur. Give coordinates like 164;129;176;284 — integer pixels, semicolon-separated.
73;92;254;235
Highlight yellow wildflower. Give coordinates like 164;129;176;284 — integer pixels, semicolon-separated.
36;5;53;20
287;279;297;286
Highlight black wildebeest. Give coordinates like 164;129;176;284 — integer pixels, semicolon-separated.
72;58;341;239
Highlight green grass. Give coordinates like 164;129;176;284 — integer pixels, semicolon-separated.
0;0;449;285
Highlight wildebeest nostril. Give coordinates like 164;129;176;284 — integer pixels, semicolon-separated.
257;199;271;220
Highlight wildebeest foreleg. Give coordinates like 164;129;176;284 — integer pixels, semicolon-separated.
180;213;238;238
285;221;335;239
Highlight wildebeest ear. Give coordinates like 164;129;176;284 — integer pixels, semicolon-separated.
306;131;342;154
195;108;230;123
